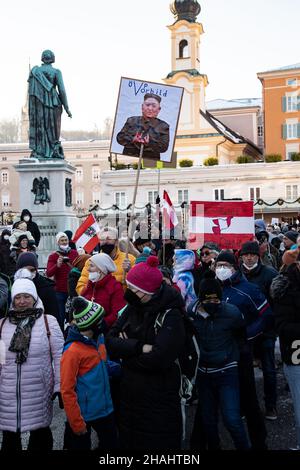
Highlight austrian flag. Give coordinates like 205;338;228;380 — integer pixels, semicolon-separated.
72;213;100;253
162;190;178;230
189;201;254;250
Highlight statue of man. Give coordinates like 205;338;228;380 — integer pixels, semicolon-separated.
28;50;72;159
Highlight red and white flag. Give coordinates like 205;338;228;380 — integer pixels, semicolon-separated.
72;213;100;253
189;201;254;250
162;190;178;230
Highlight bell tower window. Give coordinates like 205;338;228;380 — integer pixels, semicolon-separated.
179;40;189;58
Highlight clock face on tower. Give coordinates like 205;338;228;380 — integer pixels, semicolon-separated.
170;0;201;23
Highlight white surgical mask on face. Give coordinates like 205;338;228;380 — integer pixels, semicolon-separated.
59;244;69;252
89;272;101;283
3;235;10;240
14;268;36;281
216;267;233;282
243;262;258;271
23;216;30;222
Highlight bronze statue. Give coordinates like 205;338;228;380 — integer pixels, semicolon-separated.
31;177;51;204
28;50;72;159
65;178;72;207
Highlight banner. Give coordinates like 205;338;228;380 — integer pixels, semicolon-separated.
110;77;183;163
72;214;100;253
189;201;254;250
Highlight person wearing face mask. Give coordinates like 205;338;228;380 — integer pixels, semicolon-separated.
14;252;59;322
105;256;186;450
20;209;41;247
76;227;135;295
60;296;118;450
240;241;279;421
0;229;15;278
188;271;249;450
81;253;126;330
215;250;274;450
46;232;78;330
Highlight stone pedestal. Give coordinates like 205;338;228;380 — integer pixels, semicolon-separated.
14;158;79;267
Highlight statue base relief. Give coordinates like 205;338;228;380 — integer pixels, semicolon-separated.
14;158;79;268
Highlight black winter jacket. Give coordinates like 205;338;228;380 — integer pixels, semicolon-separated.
0;230;16;277
189;301;246;369
33;273;59;320
241;261;278;305
20;209;41;247
106;283;185;450
271;274;300;365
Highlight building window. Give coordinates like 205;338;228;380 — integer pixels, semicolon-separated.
250;187;261;201
148;191;158;205
286;185;298;200
179;40;188;58
287;95;298;112
92;192;100;204
178;189;189;204
115;192;126;208
1;171;9;185
75;167;83;182
2;193;10;207
2;157;7;161
93;154;98;159
257;126;263;137
287;78;297;86
214;189;225;201
287;123;298;139
92;167;101;182
75;192;84;205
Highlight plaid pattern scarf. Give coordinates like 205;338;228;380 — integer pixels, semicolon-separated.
9;308;43;364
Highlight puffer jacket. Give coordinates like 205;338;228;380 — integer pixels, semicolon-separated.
0;314;64;432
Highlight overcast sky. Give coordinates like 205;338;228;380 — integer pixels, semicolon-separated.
1;0;299;130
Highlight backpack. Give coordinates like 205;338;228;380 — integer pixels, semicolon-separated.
154;308;200;401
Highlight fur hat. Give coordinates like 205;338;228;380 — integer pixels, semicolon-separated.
240;241;260;256
282;248;300;266
72;296;105;331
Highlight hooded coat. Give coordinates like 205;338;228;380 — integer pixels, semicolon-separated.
0;230;16;277
106;283;185;450
20;210;41;247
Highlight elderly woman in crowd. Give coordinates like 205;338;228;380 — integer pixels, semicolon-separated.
0;279;64;451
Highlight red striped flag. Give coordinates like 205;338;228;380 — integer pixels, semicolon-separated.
189;201;254;250
72;213;100;253
162;190;178;230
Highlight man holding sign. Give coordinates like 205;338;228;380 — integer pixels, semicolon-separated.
116;93;170;160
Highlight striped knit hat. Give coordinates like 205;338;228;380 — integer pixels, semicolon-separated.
72;296;105;331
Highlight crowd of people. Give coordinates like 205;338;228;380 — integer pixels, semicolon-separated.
0;210;299;451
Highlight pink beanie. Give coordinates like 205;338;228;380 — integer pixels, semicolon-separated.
126;256;163;294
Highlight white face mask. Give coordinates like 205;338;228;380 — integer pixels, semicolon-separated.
216;267;233;282
23;216;30;222
89;272;101;283
243;262;258;271
59;244;69;252
3;235;10;240
15;268;36;281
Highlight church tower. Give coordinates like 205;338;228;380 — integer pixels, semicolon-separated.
164;0;208;133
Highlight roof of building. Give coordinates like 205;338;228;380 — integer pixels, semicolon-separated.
170;0;201;23
166;68;206;79
200;109;263;155
258;63;300;74
206;98;261;111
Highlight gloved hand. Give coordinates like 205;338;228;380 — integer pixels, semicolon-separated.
51;391;64;409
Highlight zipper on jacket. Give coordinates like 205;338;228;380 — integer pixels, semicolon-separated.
16;363;21;432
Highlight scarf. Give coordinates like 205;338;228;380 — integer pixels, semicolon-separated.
9;308;43;364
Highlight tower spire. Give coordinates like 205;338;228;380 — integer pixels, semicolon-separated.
170;0;201;23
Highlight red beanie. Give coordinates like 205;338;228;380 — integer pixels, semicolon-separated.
126;256;163;294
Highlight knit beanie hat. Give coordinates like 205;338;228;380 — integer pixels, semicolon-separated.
135;246;152;265
282;248;300;266
240;241;260;256
284;230;299;244
216;250;238;268
90;253;116;275
126;256;163;294
56;232;67;243
16;252;39;270
72;296;105;331
198;270;223;302
11;279;38;303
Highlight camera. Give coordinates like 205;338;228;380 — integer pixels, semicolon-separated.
63;257;69;263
